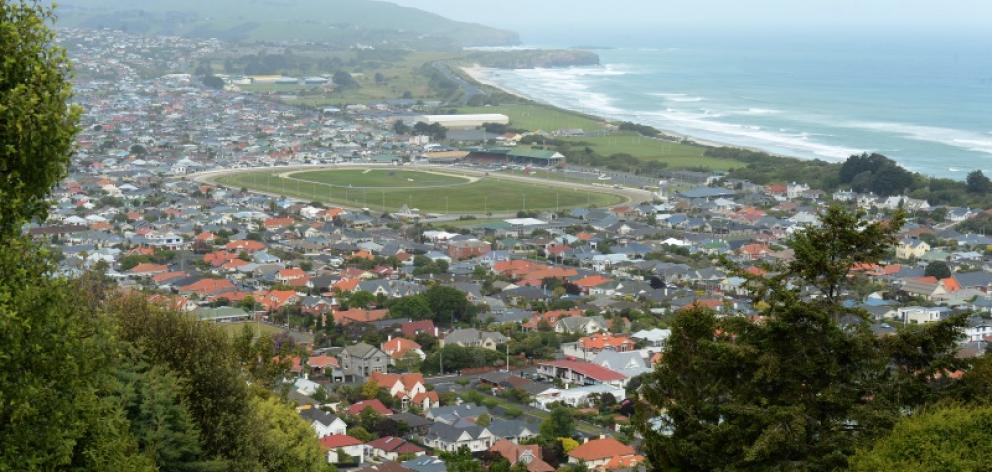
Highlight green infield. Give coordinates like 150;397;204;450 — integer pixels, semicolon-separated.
215;168;626;214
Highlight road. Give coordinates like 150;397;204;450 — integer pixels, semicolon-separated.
425;372;613;437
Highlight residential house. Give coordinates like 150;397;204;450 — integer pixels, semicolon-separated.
423;423;495;453
299;408;347;438
321;434;366;464
490;440;555;472
536;360;626;387
442;328;508;351
531;385;626;411
567;438;643;470
896;306;951;324
366;436;426;461
554;315;608;335
337;342;388;381
381;337;427;364
896;239;931;259
369;372;439;410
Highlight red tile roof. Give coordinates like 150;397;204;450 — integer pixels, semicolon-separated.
366;436;423;454
320;434;363;449
346;399;392;416
567;438;636;462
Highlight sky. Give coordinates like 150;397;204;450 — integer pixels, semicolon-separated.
389;0;992;45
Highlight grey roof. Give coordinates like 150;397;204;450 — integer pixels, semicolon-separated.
391;411;433;429
444;328;507;346
486;418;539;440
426;404;489;425
299;408;340;426
343;342;382;359
678;187;736;199
403;456;447;472
425;422;486;442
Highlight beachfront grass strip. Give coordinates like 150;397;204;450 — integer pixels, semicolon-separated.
560;133;742;170
459;104;608;132
216;168;625;213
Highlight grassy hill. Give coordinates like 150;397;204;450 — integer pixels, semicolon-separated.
57;0;519;48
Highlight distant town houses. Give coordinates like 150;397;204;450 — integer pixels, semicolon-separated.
33;26;992;472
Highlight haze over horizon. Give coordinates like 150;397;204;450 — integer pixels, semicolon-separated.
389;0;992;45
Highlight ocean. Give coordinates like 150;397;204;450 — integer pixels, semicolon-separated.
470;33;992;179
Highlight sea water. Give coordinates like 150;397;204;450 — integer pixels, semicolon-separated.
472;33;992;179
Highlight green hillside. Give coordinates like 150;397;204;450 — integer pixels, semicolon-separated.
57;0;519;48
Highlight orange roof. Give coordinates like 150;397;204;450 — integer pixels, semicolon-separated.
204;250;238;267
309;355;338;369
942;277;961;292
264;217;295;229
151;271;187;284
324;207;344;219
278;268;307;280
744;266;766;277
579;333;635;351
194;231;216;241
574;275;611;288
179;278;235;296
221;258;249;270
333;278;360;292
605;455;645;469
352;249;374;260
333;308;388;325
381;337;422;358
254;289;298;310
225;240;266;252
568;438;636;462
370;372;425;393
766;183;787;194
576;232;593;241
128;263;169;274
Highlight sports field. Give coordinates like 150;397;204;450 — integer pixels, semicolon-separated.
215;168;626;214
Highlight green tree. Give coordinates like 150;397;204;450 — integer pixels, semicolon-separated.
349;290;375;309
849;405;992;471
0;0;82;236
201;75;224;90
424;285;472;326
924;260;952;280
967;170;992;194
440;447;482;472
112;361;218;471
250;396;331;472
388;295;432;320
540;404;575;441
636;206;967;471
0;237;153;470
784;205;903;304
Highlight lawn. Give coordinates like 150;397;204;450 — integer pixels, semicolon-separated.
458;103;608;133
215;168;625;214
560;133;742;171
292;169;470;188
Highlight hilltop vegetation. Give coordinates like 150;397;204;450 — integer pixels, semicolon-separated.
1;4;328;469
58;0;518;48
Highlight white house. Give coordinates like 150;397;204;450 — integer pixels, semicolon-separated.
531;385;627;411
299;409;347;438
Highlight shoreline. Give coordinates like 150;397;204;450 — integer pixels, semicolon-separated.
460;65;811;164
